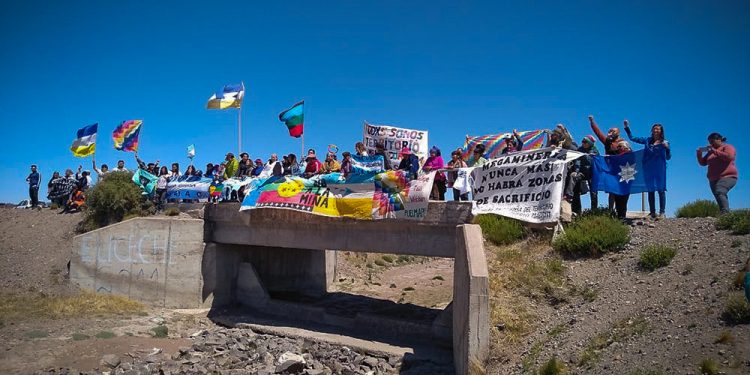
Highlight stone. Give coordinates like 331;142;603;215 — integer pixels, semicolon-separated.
276;360;305;374
363;357;379;368
100;354;121;369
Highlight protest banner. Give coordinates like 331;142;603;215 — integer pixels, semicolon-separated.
166;175;212;201
363;122;428;167
240;170;435;220
471;147;583;223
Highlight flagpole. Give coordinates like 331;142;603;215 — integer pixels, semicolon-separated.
237;106;242;155
301;133;305;161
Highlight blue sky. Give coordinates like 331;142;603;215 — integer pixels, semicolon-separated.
1;1;748;213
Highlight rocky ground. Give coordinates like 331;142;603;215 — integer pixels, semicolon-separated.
1;207;749;374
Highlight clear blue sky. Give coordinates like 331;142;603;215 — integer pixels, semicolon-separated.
1;1;748;214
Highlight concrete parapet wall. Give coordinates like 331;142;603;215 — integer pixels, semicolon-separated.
70;217;207;308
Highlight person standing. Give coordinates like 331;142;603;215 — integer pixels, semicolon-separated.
696;133;738;213
422;146;446;200
624;121;671;218
570;135;600;213
26;164;41;209
589;115;632;219
397;147;420;179
447;150;469;201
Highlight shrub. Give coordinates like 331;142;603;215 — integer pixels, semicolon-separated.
151;325;168;338
81;171;151;231
49;203;59;210
164;207;180;216
474;214;527;245
715;209;750;234
381;255;395;263
639;245;677;271
675;200;719;218
536;357;567;375
374;259;387;267
553;215;629;257
699;358;719;375
722;293;750;324
95;330;115;339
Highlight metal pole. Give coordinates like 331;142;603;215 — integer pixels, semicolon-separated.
641;192;645;212
237;106;242;155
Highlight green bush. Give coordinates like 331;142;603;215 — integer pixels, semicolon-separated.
164;207;180;216
151;325;168;338
639;245;677;271
699;358;719;375
675;200;720;218
553;215;629;257
80;171;152;231
474;214;527;245
536;357;567;375
722;292;750;324
715;209;750;234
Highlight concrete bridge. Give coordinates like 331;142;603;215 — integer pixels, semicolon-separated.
70;202;489;374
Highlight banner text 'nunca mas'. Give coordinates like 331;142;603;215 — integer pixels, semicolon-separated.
471;147;583;223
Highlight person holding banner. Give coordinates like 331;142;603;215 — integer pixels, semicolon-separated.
501;129;524;155
355;142;368;156
570;135;600;213
155;166;170;210
468;144;488;167
589;115;632;219
374;143;393;171
625;121;671;218
398;147;420;179
447;150;469;201
423;146;446;200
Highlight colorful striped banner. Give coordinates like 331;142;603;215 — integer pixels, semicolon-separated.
461;129;547;160
113;120;143;152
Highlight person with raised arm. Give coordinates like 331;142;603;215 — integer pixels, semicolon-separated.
501;129;524;155
92;156;109;179
696;132;738;213
589;115;632;219
624;121;671;218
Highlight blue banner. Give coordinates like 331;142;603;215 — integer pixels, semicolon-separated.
166;175;213;201
591;148;667;195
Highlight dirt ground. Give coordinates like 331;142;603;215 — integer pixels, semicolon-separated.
2;207;750;374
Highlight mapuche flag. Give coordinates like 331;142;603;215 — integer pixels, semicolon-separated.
70;123;98;157
278;100;304;138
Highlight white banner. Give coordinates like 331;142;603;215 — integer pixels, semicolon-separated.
363;122;429;167
471;148;583;223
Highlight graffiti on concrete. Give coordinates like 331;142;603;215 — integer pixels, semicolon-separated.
79;232;175;265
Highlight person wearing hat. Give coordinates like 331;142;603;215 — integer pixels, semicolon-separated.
546;124;577;150
697;132;738;213
251;159;264;177
223;153;239;179
624;121;671;218
321;152;341;174
423;146;447;200
569;135;600;214
397;147;420;179
501;129;524;155
304;149;323;178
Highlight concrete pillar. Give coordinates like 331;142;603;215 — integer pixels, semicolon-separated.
453;224;490;375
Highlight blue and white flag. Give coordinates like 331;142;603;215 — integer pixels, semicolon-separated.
591;148;667;195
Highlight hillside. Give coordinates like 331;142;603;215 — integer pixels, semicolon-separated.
0;207;749;374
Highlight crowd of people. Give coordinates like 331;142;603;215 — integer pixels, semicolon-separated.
25;117;739;219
